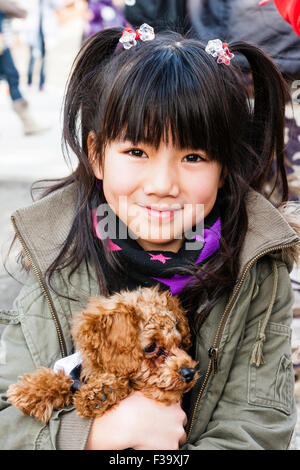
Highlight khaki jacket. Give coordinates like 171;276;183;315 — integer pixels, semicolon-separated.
0;184;300;450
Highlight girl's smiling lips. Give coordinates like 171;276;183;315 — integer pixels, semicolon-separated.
137;203;182;220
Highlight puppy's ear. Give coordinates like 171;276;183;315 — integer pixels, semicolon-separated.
165;291;192;351
71;296;142;375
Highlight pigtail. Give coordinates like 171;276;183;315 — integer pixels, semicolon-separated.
63;28;123;168
229;42;290;204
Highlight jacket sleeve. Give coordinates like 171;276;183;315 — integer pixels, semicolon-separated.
183;260;297;450
0;272;92;450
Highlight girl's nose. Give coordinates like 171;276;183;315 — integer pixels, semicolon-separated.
143;165;179;197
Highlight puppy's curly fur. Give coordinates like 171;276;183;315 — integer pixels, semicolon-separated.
7;286;198;423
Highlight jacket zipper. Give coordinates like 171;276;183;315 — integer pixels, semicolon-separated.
11;215;67;358
186;239;299;440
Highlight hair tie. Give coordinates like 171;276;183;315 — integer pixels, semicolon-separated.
119;23;155;49
205;39;234;66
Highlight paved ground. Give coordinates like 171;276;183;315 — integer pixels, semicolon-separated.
0;14;81;311
0;13;300;449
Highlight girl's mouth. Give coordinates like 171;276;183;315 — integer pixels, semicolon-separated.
139;205;182;220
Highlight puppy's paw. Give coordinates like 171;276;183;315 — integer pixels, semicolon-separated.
7;367;73;423
73;376;130;418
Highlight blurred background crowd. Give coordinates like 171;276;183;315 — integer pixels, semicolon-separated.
0;0;300;447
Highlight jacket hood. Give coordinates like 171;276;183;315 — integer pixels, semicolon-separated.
277;200;300;265
239;192;300;273
10;183;300;280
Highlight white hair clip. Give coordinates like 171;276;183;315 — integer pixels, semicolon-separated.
119;23;155;50
205;39;234;66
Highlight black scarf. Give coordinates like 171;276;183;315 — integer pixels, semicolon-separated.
91;197;222;297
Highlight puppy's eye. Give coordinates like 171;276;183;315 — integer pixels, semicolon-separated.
143;342;157;354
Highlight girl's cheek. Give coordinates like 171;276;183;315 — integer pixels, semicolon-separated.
187;167;222;224
105;161;139;197
190;171;220;203
108;178;136;197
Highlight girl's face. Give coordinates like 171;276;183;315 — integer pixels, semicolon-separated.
89;134;224;253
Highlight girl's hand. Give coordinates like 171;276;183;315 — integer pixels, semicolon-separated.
85;391;187;450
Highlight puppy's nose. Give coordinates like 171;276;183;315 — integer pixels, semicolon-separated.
179;367;196;383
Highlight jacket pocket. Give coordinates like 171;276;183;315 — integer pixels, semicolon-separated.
248;321;294;415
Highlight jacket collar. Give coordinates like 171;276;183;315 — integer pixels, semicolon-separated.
11;183;300;280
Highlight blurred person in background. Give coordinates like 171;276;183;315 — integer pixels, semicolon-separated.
0;0;48;134
125;0;300;78
82;0;127;41
23;0;63;91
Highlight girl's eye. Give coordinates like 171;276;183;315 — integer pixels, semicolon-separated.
126;149;147;158
182;154;206;163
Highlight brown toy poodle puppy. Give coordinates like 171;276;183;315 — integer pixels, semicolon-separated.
7;286;198;423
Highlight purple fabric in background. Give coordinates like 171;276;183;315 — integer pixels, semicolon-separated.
84;0;128;39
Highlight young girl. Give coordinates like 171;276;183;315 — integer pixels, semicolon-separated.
1;25;300;450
